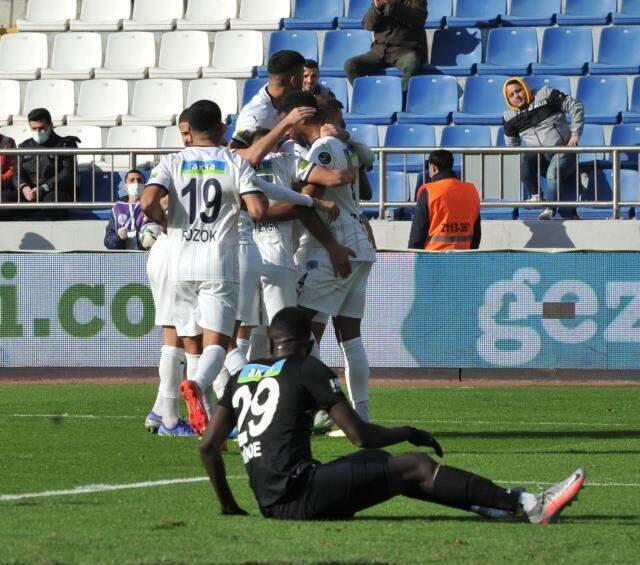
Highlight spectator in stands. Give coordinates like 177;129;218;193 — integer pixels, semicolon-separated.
0;133;16;200
503;78;584;220
344;0;427;93
104;169;147;250
408;150;481;251
14;108;79;206
302;60;335;99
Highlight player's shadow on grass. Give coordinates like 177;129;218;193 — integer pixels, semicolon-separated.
437;430;640;440
452;450;640;455
356;515;484;523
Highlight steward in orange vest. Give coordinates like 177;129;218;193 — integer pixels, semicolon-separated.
408;150;481;251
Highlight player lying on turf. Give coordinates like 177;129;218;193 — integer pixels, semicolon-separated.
199;307;585;523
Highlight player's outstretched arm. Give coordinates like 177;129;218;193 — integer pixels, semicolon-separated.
307;161;357;188
199;406;248;516
329;402;444;456
140;185;168;228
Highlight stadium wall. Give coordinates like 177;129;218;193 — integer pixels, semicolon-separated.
1;250;639;370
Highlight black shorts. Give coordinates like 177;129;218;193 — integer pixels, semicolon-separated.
261;449;393;521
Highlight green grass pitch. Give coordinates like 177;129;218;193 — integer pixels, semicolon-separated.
1;384;639;564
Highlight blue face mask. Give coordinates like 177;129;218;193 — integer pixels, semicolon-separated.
32;129;51;144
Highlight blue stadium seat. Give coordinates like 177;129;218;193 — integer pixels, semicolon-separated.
440;125;492;169
611;124;640;168
576;76;626;125
577;124;606;164
590;27;640;76
619;169;640;218
500;0;559;27
364;170;409;219
383;124;435;172
447;0;504;27
477;27;537;76
578;169;616;219
622;77;640;123
256;31;318;77
320;30;372;77
531;27;593;75
613;0;640;24
525;75;571;94
425;0;452;28
241;78;267;107
556;0;615;26
430;28;482;76
453;76;508;125
343;76;402;124
346;123;379;149
337;0;368;29
284;0;342;30
318;77;348;111
396;75;458;125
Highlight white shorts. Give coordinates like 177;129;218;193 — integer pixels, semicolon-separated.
147;236;175;327
172;280;238;337
297;260;373;319
238;244;297;326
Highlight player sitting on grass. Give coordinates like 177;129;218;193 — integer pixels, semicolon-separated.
199;307;585;523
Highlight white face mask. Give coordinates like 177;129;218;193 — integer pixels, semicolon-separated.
127;183;144;199
32;129;51;144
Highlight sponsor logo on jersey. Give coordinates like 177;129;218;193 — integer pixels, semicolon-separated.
181;160;226;176
238;359;287;383
318;151;332;165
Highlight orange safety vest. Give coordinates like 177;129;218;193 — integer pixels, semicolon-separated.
417;177;481;251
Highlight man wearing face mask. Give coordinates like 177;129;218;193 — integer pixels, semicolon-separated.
104;169;148;250
14;108;79;207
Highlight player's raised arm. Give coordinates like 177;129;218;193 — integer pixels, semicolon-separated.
140;184;168;227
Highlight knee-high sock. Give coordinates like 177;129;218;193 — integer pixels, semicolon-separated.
185;353;200;380
340;337;370;422
210;337;249;401
213;348;248;399
237;337;250;359
159;346;186;429
248;326;269;361
151;388;163;416
192;345;226;393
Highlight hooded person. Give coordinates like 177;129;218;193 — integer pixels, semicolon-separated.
502;77;584;220
104;169;149;250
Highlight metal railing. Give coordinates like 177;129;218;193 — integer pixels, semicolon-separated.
0;146;639;219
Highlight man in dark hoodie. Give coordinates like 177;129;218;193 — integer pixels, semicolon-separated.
503;78;584;220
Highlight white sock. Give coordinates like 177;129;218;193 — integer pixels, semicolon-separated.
237;337;250;359
192;344;226;392
185;353;200;380
519;492;538;514
310;335;321;359
248;326;269;361
213;367;231;400
151;387;163;416
225;347;248;375
203;385;216;418
159;345;186;429
340;337;370;422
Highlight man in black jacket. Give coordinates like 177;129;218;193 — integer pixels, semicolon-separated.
14;108;79;205
344;0;427;93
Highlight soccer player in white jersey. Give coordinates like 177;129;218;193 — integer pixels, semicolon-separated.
279;91;377;423
141;100;270;436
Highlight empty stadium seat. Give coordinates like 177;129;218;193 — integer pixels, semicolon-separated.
576;76;627;125
54;125;103;166
337;0;369;29
0;80;20;126
447;0;504;27
70;0;131;31
577;124;606;164
430;28;482;76
613;0;640;24
440;125;492;167
187;79;238;120
0;125;33;145
0;33;48;80
620;171;640;218
384;124;435;172
346;124;379;148
161;126;185;148
17;0;77;31
41;33;102;80
453;76;507;125
148;31;210;79
524;75;571;94
578;169;614;218
477;28;537;76
121;80;184;127
123;0;183;31
231;0;290;30
363;170;410;219
105;126;158;170
531;27;593;75
202;31;263;78
13;80;75;126
500;0;559;26
556;0;615;26
95;32;156;80
177;0;237;31
425;0;453;28
257;31;318;77
622;78;640;123
67;80;129;127
611;124;640;167
317;77;349;111
284;0;343;30
590;27;640;75
396;75;458;125
321;30;372;77
343;76;402;125
242;78;268;107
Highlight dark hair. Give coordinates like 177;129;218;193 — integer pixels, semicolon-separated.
187;100;222;135
304;59;319;70
428;149;455;172
27;108;52;125
250;127;272;145
268;50;306;77
316;94;343;112
278;90;318;115
178;108;189;124
269;307;312;342
125;169;145;182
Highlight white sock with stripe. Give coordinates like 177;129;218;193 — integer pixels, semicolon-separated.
340;337;370;422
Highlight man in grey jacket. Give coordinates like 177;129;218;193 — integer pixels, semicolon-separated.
503;78;584;220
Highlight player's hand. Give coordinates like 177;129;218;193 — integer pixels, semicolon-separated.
407;427;444;457
328;243;356;278
363;216;377;250
567;133;580;147
221;504;249;516
321;123;349;142
117;226;128;240
313;198;340;222
284;106;316;127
